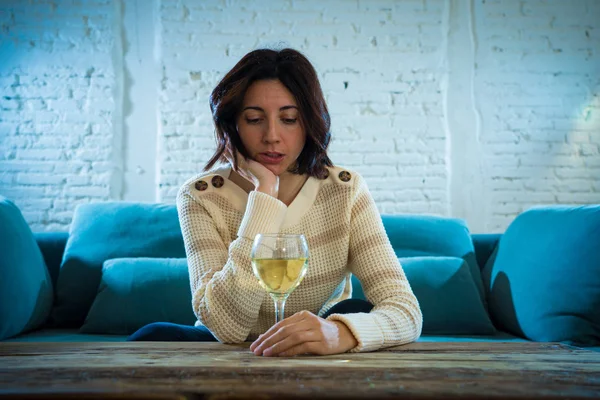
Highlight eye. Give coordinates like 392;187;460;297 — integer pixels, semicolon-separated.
246;118;261;124
283;118;297;124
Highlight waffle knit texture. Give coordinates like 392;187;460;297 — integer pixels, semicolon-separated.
177;165;423;352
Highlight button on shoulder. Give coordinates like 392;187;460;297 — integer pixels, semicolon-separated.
194;180;208;191
324;166;356;185
212;175;225;188
338;170;352;182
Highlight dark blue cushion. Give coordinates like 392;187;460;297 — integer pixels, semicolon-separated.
51;202;186;328
0;197;53;339
483;205;600;345
80;258;196;335
34;232;69;290
382;214;485;304
352;256;495;335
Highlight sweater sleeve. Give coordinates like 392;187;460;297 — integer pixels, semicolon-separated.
326;175;423;352
177;187;287;343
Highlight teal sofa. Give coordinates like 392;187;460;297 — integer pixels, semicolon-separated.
2;199;599;351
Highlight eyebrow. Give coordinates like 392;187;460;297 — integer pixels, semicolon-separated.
243;105;298;112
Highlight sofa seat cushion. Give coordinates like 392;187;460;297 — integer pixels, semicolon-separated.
80;258;196;335
51;203;186;328
0;197;53;340
483;205;600;346
4;329;524;345
2;329;127;342
352;256;496;335
418;331;528;343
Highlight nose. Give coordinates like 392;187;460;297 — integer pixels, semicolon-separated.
262;119;281;144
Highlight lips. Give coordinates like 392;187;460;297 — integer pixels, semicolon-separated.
257;152;285;164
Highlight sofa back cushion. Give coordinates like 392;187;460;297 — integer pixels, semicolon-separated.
382;214;485;304
84;256;495;336
34;232;69;290
355;257;494;335
483;205;600;345
471;233;502;271
51;202;186;328
0;197;53;340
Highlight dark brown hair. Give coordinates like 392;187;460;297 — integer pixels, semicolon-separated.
204;48;332;178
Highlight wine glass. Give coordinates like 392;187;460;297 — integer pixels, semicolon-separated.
251;234;309;324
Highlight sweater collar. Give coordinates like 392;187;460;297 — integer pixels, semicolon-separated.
210;165;321;229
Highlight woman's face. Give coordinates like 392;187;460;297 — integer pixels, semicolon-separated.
236;79;306;176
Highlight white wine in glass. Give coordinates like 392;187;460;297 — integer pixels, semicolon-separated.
251;234;309;324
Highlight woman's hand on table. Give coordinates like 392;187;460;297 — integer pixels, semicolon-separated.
250;310;358;357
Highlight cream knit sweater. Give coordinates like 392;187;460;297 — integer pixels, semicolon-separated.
177;165;423;352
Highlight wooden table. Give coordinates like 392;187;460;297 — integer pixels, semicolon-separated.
0;342;599;399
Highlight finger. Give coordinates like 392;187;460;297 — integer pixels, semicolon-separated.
250;312;309;352
252;321;304;355
250;320;284;351
278;341;320;357
263;330;318;357
242;158;265;181
258;312;319;356
250;322;283;352
234;154;254;181
249;334;264;352
252;318;312;355
250;333;267;352
224;146;244;171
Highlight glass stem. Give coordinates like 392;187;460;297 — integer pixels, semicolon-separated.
274;297;286;324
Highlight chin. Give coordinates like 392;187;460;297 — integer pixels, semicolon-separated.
265;165;286;176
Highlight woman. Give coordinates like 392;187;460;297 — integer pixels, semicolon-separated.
129;48;422;356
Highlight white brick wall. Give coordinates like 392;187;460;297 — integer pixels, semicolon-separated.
0;0;119;231
0;0;598;233
474;0;600;232
158;0;449;220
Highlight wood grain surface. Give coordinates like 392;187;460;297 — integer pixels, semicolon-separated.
1;341;599;399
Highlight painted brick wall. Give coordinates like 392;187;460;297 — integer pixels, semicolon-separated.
158;0;448;219
474;0;600;231
0;0;120;231
1;0;598;233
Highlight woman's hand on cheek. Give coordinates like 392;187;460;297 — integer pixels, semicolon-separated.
225;149;279;198
249;311;358;357
245;158;279;197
